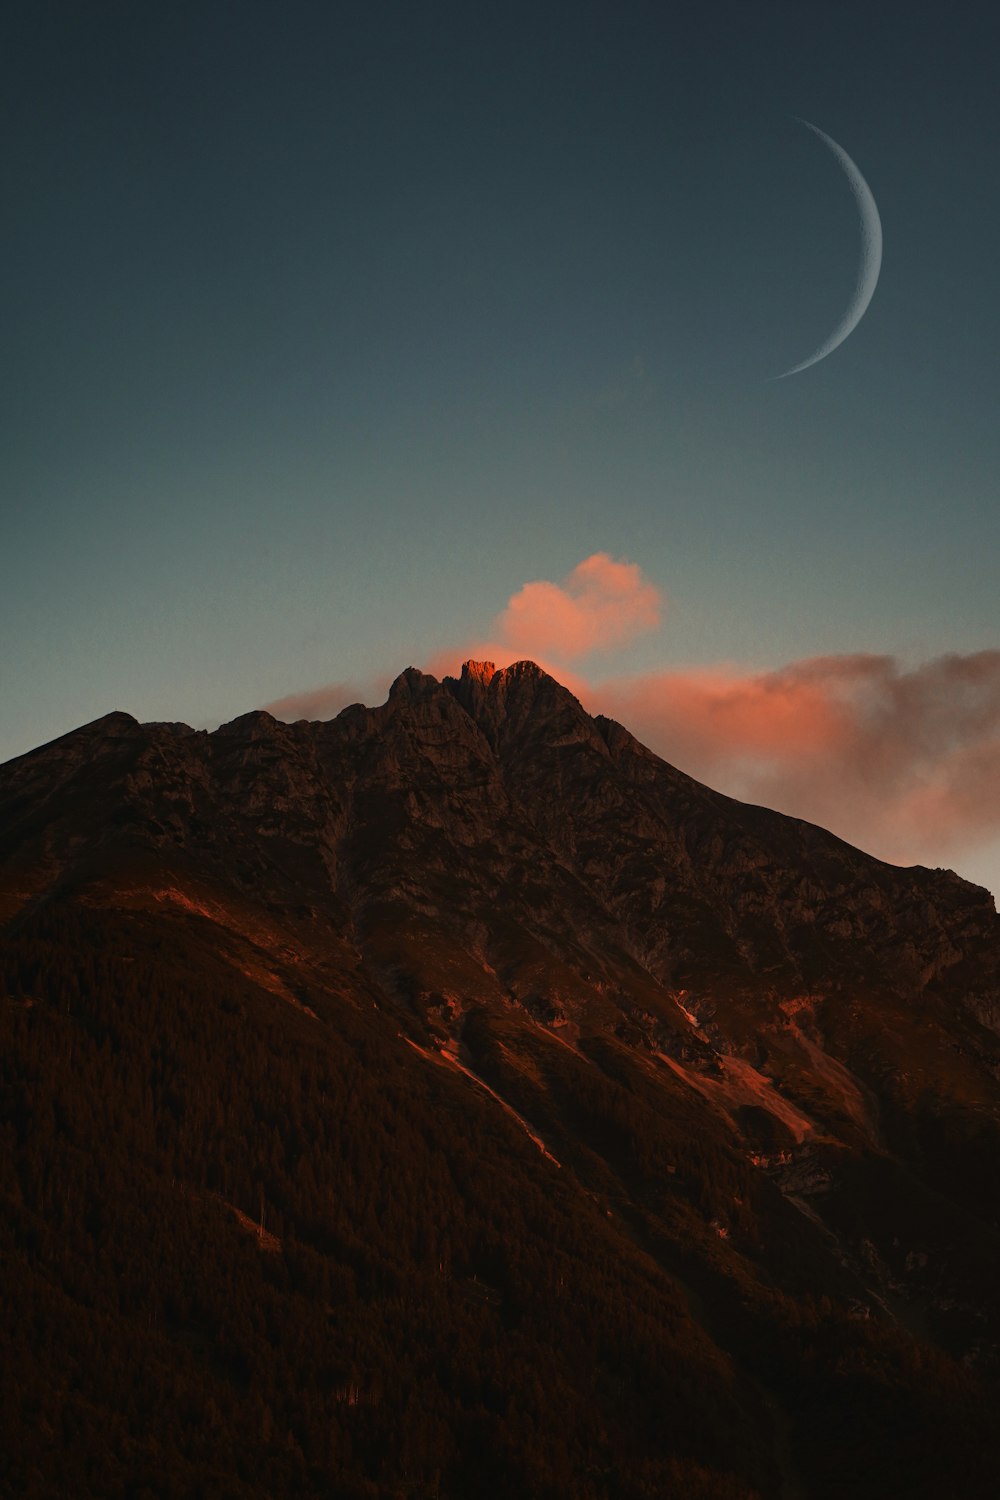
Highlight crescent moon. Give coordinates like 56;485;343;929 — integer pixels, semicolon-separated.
775;118;883;379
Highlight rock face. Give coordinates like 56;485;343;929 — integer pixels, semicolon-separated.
7;659;995;1025
3;660;1000;1498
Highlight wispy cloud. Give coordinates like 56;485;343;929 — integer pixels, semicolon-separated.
595;652;1000;867
264;677;386;722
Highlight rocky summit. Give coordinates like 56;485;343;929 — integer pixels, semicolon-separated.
3;661;1000;1499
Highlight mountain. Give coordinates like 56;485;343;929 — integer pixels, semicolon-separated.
3;659;1000;1498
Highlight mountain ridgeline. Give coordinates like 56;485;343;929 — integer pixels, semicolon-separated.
3;660;1000;1498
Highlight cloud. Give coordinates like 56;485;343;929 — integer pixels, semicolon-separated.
494;552;662;662
264;678;383;722
593;651;1000;868
420;552;661;686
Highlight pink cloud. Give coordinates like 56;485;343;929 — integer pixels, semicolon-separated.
495;553;662;662
422;552;660;688
593;652;1000;868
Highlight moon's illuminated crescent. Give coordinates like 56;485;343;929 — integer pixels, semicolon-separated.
776;118;883;379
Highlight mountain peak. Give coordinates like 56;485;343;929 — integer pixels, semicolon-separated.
214;709;280;739
92;710;140;729
460;659;498;686
442;658;580;741
453;658;556;690
388;666;440;703
21;710;141;761
449;657;571;699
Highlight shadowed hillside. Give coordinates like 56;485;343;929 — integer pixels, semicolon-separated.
2;661;1000;1498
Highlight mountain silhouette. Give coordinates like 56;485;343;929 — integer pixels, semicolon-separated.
3;660;1000;1498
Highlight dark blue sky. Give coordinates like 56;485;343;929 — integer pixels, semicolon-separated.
3;1;999;887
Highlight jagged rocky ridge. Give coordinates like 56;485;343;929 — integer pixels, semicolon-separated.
3;660;1000;1498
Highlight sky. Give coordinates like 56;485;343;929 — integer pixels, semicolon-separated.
2;1;999;895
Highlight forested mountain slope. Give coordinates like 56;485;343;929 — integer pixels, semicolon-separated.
3;660;1000;1498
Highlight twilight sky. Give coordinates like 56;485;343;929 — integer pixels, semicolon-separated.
3;1;999;894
